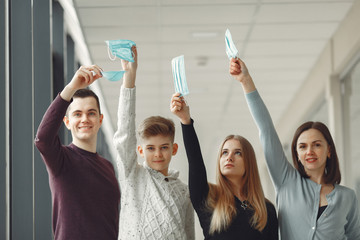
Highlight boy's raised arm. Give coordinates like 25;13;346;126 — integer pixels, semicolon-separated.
113;46;138;180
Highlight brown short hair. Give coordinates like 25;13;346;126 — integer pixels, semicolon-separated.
138;116;175;142
291;121;341;184
66;89;101;115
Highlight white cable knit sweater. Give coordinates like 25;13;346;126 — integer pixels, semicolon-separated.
113;86;195;240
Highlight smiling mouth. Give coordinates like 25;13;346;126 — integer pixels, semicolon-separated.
306;158;317;163
79;126;92;130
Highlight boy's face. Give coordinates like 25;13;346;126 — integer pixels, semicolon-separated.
138;135;178;176
63;97;103;144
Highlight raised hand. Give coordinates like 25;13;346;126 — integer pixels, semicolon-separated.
229;58;255;93
61;65;103;101
170;93;191;125
122;45;138;88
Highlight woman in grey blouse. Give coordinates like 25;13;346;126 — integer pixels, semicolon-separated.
229;57;360;240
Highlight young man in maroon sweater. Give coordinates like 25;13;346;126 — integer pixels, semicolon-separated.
35;65;120;240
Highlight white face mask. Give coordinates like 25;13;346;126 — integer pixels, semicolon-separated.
225;29;239;59
171;55;189;97
105;39;136;62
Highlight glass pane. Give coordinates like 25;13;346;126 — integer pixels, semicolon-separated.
349;61;360;202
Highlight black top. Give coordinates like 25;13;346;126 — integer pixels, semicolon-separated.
317;206;327;220
182;120;279;240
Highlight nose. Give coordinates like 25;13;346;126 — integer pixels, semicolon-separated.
306;146;314;155
81;114;89;123
154;149;163;157
227;153;233;162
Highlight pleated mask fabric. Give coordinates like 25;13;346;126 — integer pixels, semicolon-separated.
225;29;239;59
105;39;136;62
101;71;126;82
171;55;189;96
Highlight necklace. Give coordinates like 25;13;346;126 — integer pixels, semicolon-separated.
240;200;249;210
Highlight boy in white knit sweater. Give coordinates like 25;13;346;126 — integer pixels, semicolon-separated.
113;46;195;240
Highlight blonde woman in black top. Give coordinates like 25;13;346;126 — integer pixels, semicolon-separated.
170;92;278;240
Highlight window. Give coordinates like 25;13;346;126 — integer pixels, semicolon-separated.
343;60;360;203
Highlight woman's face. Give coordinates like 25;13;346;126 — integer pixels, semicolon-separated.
219;139;245;179
296;128;330;176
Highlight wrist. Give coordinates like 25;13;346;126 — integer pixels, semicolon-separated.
180;117;191;125
123;72;136;88
240;76;256;93
60;84;77;102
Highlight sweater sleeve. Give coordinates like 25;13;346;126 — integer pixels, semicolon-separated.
113;86;138;183
185;196;195;240
181;120;209;211
34;94;70;176
245;90;297;191
345;189;360;239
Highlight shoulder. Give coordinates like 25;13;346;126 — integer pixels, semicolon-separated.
334;184;358;203
334;184;356;196
98;155;114;167
265;199;277;215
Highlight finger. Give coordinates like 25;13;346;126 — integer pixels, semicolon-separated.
229;65;241;74
132;45;137;54
171;93;182;102
81;68;93;83
230;60;240;68
230;63;241;72
132;46;137;60
229;65;240;74
170;105;180;113
172;92;181;98
78;69;90;83
170;100;182;109
91;65;103;77
174;101;183;108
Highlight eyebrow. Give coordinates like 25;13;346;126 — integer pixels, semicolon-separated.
146;143;170;147
297;139;323;145
71;109;98;114
222;148;242;151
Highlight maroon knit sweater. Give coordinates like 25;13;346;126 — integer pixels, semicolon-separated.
35;94;120;240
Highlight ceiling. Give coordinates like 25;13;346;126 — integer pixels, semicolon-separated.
73;0;354;184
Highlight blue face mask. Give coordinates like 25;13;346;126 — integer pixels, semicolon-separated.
105;39;136;62
225;29;239;59
101;71;126;82
171;55;189;96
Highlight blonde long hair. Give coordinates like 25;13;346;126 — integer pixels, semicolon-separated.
207;135;268;234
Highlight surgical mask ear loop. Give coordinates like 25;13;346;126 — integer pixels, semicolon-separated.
107;45;117;61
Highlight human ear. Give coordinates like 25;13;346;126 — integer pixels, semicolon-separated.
63;116;71;130
172;143;178;156
99;114;104;124
137;145;144;157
